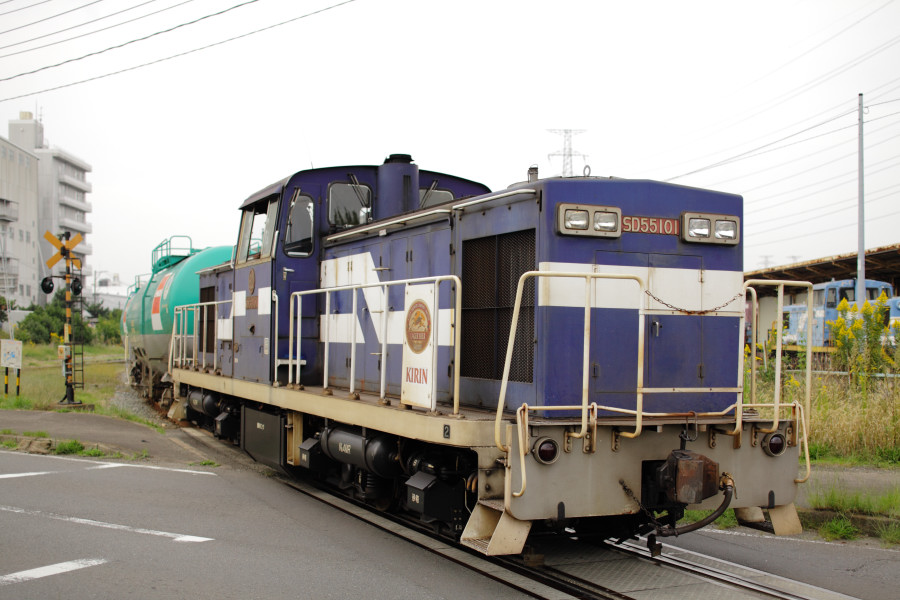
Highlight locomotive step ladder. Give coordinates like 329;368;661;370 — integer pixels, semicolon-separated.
460;498;531;556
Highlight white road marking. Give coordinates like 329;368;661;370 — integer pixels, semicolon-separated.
0;450;216;475
0;559;108;586
0;471;57;479
0;505;214;543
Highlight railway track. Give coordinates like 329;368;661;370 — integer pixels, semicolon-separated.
275;471;859;600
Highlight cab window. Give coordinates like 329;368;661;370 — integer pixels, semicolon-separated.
825;288;837;308
237;195;279;263
285;191;314;257
329;182;371;228
419;187;454;208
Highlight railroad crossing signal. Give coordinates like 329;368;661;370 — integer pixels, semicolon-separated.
44;230;83;270
42;231;83;406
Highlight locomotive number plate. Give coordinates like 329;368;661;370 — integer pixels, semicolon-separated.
622;216;679;235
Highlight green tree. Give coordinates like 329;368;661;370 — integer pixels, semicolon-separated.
17;290;93;344
95;309;123;344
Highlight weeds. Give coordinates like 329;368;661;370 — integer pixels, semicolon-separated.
53;439;85;455
23;430;48;438
818;516;859;541
877;522;900;546
808;485;900;519
1;439;16;448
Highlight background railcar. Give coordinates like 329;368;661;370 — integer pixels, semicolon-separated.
781;278;894;349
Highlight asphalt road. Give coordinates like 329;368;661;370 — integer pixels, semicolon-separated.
0;449;531;599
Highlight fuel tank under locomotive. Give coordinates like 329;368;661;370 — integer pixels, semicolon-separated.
294;423;476;533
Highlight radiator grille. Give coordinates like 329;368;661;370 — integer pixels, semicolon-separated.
461;230;535;382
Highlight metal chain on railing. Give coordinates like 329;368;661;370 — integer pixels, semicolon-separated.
643;289;743;315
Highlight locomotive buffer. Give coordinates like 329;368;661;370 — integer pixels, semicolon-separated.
42;231;84;406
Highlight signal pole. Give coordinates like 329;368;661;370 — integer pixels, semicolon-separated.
42;231;83;406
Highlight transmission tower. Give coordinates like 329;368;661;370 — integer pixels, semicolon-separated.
548;129;588;177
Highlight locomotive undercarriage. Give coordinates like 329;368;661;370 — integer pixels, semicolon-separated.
168;374;795;556
177;383;481;538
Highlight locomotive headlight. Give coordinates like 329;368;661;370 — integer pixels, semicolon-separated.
715;220;737;240
532;437;560;465
688;218;710;238
557;204;622;238
762;432;787;457
681;212;740;245
594;211;618;232
564;209;589;230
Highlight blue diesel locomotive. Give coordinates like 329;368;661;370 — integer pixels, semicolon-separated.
133;154;810;555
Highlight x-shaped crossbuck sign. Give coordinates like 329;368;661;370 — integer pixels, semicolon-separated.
44;231;83;270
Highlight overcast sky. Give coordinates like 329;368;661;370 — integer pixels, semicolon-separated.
1;0;898;288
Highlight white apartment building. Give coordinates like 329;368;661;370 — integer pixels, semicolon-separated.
6;112;93;306
0;131;40;308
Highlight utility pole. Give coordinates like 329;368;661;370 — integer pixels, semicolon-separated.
857;93;865;308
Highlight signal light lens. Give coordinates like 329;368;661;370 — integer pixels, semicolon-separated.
40;277;54;294
762;432;787;457
71;278;82;296
532;437;560;465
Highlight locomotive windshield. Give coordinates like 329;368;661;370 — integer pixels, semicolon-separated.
284;190;314;256
329;182;371;228
237;195;278;262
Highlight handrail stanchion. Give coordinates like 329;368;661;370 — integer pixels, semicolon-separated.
288;293;295;385
379;283;388;401
323;292;331;389
349;290;358;395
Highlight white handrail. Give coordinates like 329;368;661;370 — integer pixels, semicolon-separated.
288;275;463;413
495;271;646;453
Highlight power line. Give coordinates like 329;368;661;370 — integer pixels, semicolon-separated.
744;151;900;207
0;0;260;82
0;0;56;18
710;119;900;192
0;0;180;56
665;110;858;182
745;181;900;235
744;205;900;248
0;0;107;36
0;0;359;103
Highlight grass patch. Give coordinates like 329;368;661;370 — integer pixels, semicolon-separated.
748;372;900;465
1;439;16;448
53;439;85;455
807;485;900;519
877;521;900;546
189;460;219;467
0;344;163;432
681;508;739;529
23;430;48;438
818;516;859;541
1;428;13;435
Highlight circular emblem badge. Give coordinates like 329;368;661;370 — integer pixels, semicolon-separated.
405;300;431;354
